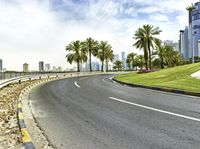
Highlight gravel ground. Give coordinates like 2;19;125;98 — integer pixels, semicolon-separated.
0;80;40;149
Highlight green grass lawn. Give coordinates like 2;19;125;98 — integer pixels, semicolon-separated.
115;62;200;92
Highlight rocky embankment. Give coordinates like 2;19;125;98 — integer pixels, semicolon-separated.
0;80;39;149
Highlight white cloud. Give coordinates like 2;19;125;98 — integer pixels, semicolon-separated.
150;14;169;22
0;0;197;70
137;6;161;14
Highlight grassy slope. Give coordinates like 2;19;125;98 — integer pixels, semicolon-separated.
115;62;200;92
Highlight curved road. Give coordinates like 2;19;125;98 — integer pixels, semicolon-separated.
29;74;200;149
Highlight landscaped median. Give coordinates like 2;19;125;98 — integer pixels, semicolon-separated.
114;62;200;96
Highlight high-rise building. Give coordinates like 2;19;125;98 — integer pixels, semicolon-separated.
53;66;57;71
164;40;173;45
192;2;200;60
39;61;44;72
91;61;100;71
58;67;62;72
178;28;189;60
179;30;185;57
114;54;119;62
23;63;29;72
164;40;179;52
184;27;189;60
96;62;100;71
45;64;50;71
182;2;200;61
121;52;126;69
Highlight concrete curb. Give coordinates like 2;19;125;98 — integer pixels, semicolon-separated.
113;78;200;97
15;73;123;148
17;100;36;149
17;78;57;149
15;73;108;148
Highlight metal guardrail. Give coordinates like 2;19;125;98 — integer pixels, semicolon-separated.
0;72;80;88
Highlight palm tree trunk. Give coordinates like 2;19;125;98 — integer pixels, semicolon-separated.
161;57;164;69
144;47;148;70
132;63;134;70
148;43;151;69
89;50;92;72
101;61;104;72
77;61;80;72
106;59;108;72
145;58;148;70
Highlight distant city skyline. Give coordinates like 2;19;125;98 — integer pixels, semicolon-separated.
0;0;198;70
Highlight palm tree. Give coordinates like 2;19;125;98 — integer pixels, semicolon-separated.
133;28;148;70
187;3;196;63
164;46;182;67
82;37;98;71
98;41;112;72
155;41;165;69
142;24;162;69
126;58;131;70
66;40;87;72
136;55;144;70
127;52;137;70
114;60;123;71
155;42;182;68
104;47;114;72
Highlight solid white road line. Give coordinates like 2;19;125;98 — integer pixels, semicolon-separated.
102;79;107;83
113;80;117;84
74;81;80;88
102;78;117;84
109;96;200;122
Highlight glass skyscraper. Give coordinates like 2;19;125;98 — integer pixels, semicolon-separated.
192;2;200;59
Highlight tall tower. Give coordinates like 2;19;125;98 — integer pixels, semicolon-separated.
192;2;200;61
121;52;126;69
39;61;44;72
23;63;29;72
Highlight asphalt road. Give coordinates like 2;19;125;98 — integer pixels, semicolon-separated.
29;74;200;149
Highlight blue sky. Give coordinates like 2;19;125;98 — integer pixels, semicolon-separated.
0;0;197;70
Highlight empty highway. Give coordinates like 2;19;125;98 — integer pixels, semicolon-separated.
29;74;200;149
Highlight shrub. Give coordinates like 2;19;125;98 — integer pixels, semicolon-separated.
137;69;159;74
